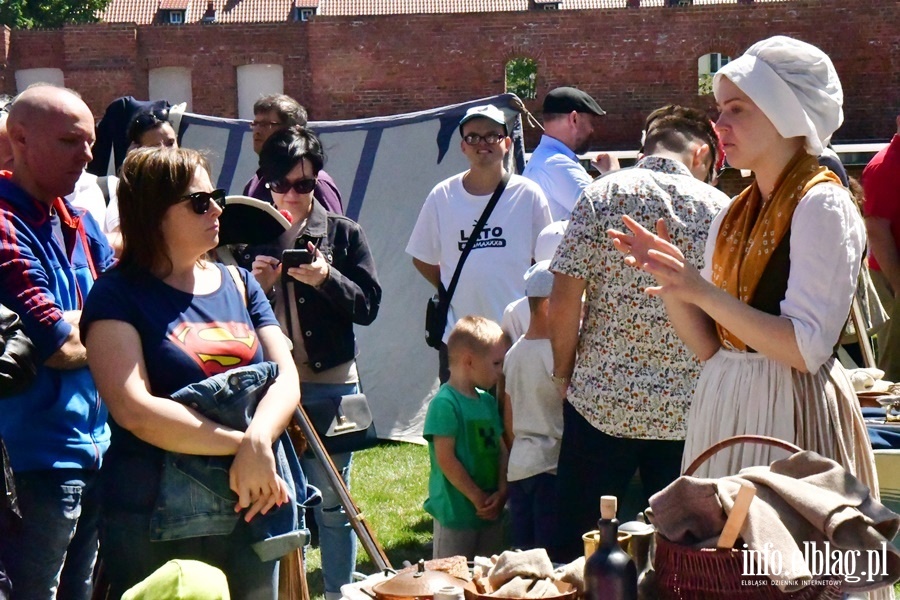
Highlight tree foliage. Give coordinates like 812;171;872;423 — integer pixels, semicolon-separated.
698;73;714;96
505;57;537;101
0;0;110;29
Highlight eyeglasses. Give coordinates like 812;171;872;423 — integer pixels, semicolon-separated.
250;120;282;130
267;178;317;195
181;189;226;214
463;133;505;146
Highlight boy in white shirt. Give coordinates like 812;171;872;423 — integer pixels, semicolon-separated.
501;261;562;554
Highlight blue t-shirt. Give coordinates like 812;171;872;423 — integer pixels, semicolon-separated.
80;263;279;511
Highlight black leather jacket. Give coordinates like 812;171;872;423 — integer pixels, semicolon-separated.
237;202;381;373
0;305;36;398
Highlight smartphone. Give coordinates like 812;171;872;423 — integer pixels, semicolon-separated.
282;248;314;269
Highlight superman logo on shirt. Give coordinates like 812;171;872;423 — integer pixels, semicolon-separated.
169;321;259;376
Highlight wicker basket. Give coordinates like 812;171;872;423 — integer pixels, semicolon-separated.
654;435;843;599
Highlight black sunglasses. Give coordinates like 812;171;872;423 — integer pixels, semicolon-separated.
181;189;226;214
267;178;317;195
132;109;170;130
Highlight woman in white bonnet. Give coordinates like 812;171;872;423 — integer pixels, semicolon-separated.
610;35;877;490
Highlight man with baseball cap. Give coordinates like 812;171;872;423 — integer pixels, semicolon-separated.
523;86;616;221
406;104;552;381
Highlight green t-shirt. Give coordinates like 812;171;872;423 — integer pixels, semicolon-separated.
423;383;503;529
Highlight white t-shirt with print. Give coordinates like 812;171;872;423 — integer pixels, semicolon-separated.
406;172;552;341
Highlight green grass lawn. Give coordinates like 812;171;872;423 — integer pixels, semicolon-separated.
302;441;432;599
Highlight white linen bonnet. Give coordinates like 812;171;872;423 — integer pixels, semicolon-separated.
713;35;843;155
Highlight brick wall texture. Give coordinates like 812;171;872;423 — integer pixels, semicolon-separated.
0;0;897;150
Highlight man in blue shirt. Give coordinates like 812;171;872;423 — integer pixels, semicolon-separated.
523;87;616;221
0;85;114;599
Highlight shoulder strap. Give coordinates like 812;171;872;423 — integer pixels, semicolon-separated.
226;264;248;307
442;171;510;305
96;176;111;207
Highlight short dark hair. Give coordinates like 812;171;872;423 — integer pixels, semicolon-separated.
641;105;718;177
253;94;308;127
117;146;210;276
259;126;325;183
127;108;172;145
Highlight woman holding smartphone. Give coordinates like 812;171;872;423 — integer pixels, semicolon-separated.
250;126;382;600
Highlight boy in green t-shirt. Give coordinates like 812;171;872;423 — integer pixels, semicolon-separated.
424;315;510;559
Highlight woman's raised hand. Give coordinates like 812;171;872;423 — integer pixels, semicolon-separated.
608;216;681;267
608;216;705;302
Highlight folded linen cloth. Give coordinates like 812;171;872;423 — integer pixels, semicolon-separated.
552;557;585;594
648;450;900;593
524;579;557;599
847;368;890;392
487;549;554;590
491;576;533;598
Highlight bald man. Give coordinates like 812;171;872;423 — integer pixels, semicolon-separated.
0;85;114;599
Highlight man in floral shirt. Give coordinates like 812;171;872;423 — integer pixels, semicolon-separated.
548;106;730;560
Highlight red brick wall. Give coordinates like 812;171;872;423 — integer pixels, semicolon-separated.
0;0;897;149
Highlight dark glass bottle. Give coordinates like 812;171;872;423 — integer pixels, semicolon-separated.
584;496;637;600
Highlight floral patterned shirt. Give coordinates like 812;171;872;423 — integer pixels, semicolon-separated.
551;156;730;440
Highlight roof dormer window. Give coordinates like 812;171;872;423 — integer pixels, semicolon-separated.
294;1;319;21
159;0;190;24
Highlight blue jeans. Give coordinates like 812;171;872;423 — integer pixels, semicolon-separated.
508;472;558;552
301;382;358;599
101;510;277;600
159;362;311;562
0;469;99;600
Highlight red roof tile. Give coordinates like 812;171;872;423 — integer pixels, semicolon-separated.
214;0;294;21
318;0;648;14
99;0;296;23
98;0;790;23
100;0;159;23
159;0;190;9
319;0;527;15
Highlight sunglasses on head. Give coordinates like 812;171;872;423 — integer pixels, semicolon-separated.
133;109;170;129
267;178;317;195
181;189;226;214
